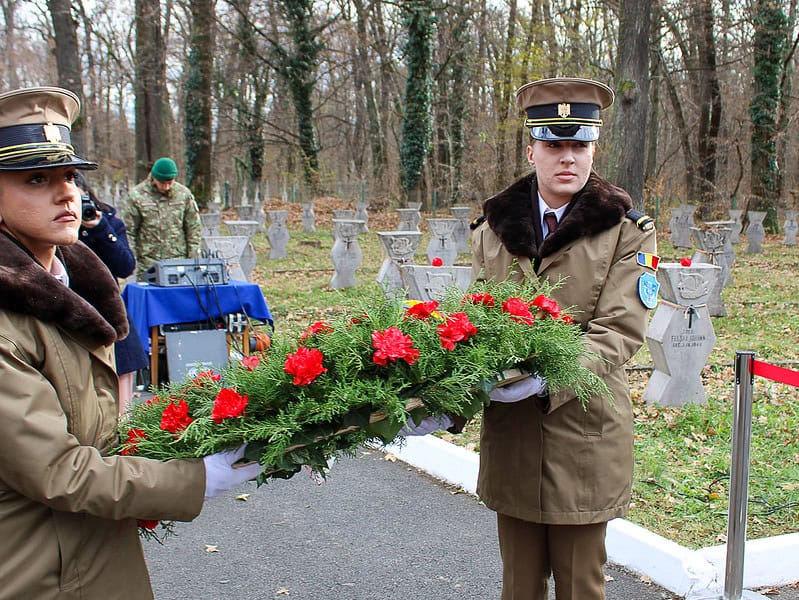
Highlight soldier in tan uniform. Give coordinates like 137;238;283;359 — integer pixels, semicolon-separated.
122;157;202;276
469;78;658;600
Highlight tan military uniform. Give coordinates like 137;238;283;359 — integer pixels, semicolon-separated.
122;178;202;274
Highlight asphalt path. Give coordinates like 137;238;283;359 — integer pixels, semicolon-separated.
145;449;796;600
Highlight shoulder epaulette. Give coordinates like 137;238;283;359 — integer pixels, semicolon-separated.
470;215;486;230
626;209;655;232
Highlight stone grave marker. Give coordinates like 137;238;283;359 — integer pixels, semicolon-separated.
692;220;736;287
202;236;250;281
643;263;721;407
329;219;365;289
224;220;260;275
396;207;421;232
376;231;423;298
745;210;766;254
355;202;369;232
670;204;696;248
783;210;798;246
200;212;222;237
400;265;472;302
332;209;354;220
425;218;458;266
301;202;316;233
450;206;472;254
728;209;744;243
266;210;290;259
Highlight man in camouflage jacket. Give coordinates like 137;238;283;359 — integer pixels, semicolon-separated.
122;157;202;276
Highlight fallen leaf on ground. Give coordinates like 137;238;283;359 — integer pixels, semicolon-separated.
235;493;250;501
205;544;219;553
384;453;398;462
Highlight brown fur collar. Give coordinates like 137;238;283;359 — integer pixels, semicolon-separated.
483;172;632;259
0;234;128;346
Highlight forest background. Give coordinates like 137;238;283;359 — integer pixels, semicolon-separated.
1;0;798;230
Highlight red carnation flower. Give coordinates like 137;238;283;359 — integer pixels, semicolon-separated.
121;428;147;455
300;321;333;342
463;292;495;306
211;388;249;423
194;370;221;384
502;297;535;325
240;354;261;371
371;327;420;366
431;257;444;267
561;314;574;325
680;257;692;267
531;294;561;319
437;312;478;350
284;347;328;386
405;300;439;320
137;519;159;530
160;399;193;434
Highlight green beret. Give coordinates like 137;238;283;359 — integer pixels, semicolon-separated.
151;157;178;182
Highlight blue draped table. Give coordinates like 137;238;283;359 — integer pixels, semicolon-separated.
122;280;272;366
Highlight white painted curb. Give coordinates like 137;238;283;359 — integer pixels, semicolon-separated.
384;435;797;598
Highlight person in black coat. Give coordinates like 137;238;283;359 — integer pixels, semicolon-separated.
76;172;148;413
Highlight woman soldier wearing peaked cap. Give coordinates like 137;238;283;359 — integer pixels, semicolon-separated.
0;86;261;599
469;77;658;600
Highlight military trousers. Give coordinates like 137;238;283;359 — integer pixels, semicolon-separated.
497;513;608;600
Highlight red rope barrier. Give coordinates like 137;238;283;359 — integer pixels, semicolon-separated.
752;360;799;388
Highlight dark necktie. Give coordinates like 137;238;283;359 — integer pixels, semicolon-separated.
543;211;558;238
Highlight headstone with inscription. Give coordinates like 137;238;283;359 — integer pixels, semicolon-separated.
301;202;316;233
728;209;744;243
783;210;798;246
200;212;222;237
692;220;736;287
450;206;472;254
400;265;472;302
397;208;422;232
745;211;766;254
376;231;423;298
202;236;250;281
266;210;290;259
425;218;458;266
643;263;721;407
329;219;365;289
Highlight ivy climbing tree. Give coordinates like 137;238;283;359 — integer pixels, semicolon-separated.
749;0;789;231
184;0;214;209
399;0;435;206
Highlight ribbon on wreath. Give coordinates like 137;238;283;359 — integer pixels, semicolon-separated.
658;299;706;328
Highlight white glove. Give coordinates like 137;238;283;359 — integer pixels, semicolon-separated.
202;444;262;498
399;414;454;437
488;375;547;404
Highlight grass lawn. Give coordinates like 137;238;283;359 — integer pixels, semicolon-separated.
245;200;799;549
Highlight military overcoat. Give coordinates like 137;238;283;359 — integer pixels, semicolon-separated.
0;234;205;599
471;173;657;525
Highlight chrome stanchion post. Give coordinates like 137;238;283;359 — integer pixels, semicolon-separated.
724;350;755;600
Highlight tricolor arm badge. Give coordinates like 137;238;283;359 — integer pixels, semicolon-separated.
637;252;660;271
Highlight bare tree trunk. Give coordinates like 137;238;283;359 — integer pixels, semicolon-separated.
353;0;386;181
47;0;86;154
1;0;20;89
134;0;169;180
694;0;722;218
494;0;517;188
607;0;650;209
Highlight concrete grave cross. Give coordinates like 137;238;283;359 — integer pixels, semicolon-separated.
376;231;423;299
643;263;722;407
